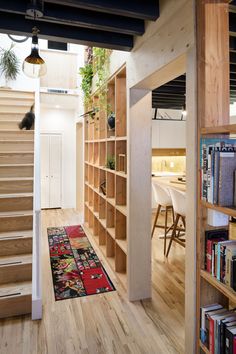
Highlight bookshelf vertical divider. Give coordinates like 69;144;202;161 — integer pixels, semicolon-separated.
84;66;128;289
197;1;231;352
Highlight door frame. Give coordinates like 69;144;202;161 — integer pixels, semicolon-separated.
40;130;63;209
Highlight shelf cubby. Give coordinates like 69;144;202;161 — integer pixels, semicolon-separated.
88;165;94;186
115;244;126;274
115;210;126;241
106;202;115;229
93;95;99;140
84;204;89;224
99;169;106;196
93;167;99;191
99;195;106;220
94;192;99;215
99;89;107;140
116;175;127;206
106;233;115;270
99;142;106;167
116;140;127;174
107;79;116;139
85;184;88;204
93;216;99;237
106;171;115;199
93;142;99;165
98;223;106;247
115;68;126;138
88;143;93;164
88;209;94;229
85;163;88;183
88;187;93;207
85;143;88;162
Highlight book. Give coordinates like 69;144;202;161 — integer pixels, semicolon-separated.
220;316;236;353
225;326;236;354
205;229;228;271
226;246;236;286
200;304;223;347
206;308;226;349
218;152;236;206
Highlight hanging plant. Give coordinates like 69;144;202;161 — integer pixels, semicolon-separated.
79;63;93;105
0;43;20;87
93;47;111;88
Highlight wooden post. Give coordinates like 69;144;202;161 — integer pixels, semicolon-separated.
197;0;229;128
196;1;230;352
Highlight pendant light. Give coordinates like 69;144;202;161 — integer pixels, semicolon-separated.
22;26;47;78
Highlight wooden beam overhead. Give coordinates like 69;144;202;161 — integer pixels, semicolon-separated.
0;11;133;51
0;0;144;36
44;0;159;21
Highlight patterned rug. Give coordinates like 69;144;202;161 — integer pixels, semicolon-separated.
47;225;115;300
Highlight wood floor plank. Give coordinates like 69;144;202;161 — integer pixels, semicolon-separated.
0;208;185;354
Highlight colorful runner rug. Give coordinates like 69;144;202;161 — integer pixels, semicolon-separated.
47;225;115;300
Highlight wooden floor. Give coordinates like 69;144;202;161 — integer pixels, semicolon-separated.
0;208;185;354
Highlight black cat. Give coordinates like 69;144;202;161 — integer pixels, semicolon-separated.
18;105;35;130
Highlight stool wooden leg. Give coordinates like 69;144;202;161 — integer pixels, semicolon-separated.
164;207;168;255
166;214;180;257
151;204;161;238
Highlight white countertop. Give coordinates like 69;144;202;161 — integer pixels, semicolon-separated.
152;171;185;177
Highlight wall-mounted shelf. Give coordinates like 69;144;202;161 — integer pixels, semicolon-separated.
84;66;128;289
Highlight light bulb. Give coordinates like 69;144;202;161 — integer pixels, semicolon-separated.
23;27;47;78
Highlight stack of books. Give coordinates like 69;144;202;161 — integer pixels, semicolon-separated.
200;138;236;205
205;229;236;290
200;303;236;353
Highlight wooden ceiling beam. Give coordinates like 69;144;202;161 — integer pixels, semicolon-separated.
0;11;133;51
0;0;144;36
44;0;159;21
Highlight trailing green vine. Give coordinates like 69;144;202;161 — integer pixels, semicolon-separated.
79;63;93;106
93;47;111;88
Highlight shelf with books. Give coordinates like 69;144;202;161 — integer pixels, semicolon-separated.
201;124;236;135
201;270;236;304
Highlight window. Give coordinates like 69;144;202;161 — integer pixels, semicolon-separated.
48;41;68;51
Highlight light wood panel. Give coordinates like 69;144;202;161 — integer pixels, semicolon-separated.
196;1;231;353
0;231;32;256
0;194;33;212
0;208;184;354
0;254;32;284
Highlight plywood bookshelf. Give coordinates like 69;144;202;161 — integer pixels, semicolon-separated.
197;127;236;353
84;66;128;288
196;1;233;352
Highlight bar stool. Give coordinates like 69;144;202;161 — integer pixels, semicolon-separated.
151;182;174;255
166;188;186;257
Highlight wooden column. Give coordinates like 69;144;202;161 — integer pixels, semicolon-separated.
196;1;230;352
197;0;229;128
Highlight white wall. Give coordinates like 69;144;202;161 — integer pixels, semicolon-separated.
0;34;39;91
40;107;76;209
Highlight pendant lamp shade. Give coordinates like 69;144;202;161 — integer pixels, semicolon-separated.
22;27;46;78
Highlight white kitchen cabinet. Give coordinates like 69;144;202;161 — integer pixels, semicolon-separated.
41;133;62;209
152;120;186;148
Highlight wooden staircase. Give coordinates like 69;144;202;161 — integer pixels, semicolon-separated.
0;89;34;318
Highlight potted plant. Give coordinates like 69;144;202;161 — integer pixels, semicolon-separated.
106;155;115;170
0;43;20;88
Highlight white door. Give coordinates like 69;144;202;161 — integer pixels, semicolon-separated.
41;135;50;208
41;133;62;209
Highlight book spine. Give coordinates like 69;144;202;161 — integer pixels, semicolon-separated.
217;243;221;280
209;317;214;353
233;336;236;354
220;245;226;283
226;248;231;286
213;151;219;204
233;259;236;291
207;240;213;272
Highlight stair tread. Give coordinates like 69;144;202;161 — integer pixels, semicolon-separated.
0;177;34;181
0;151;34;154
0;140;34;142
0;230;32;239
0;254;32;265
0;281;31;297
0;163;33;167
0;192;33;198
0;210;33;217
0;129;34;131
